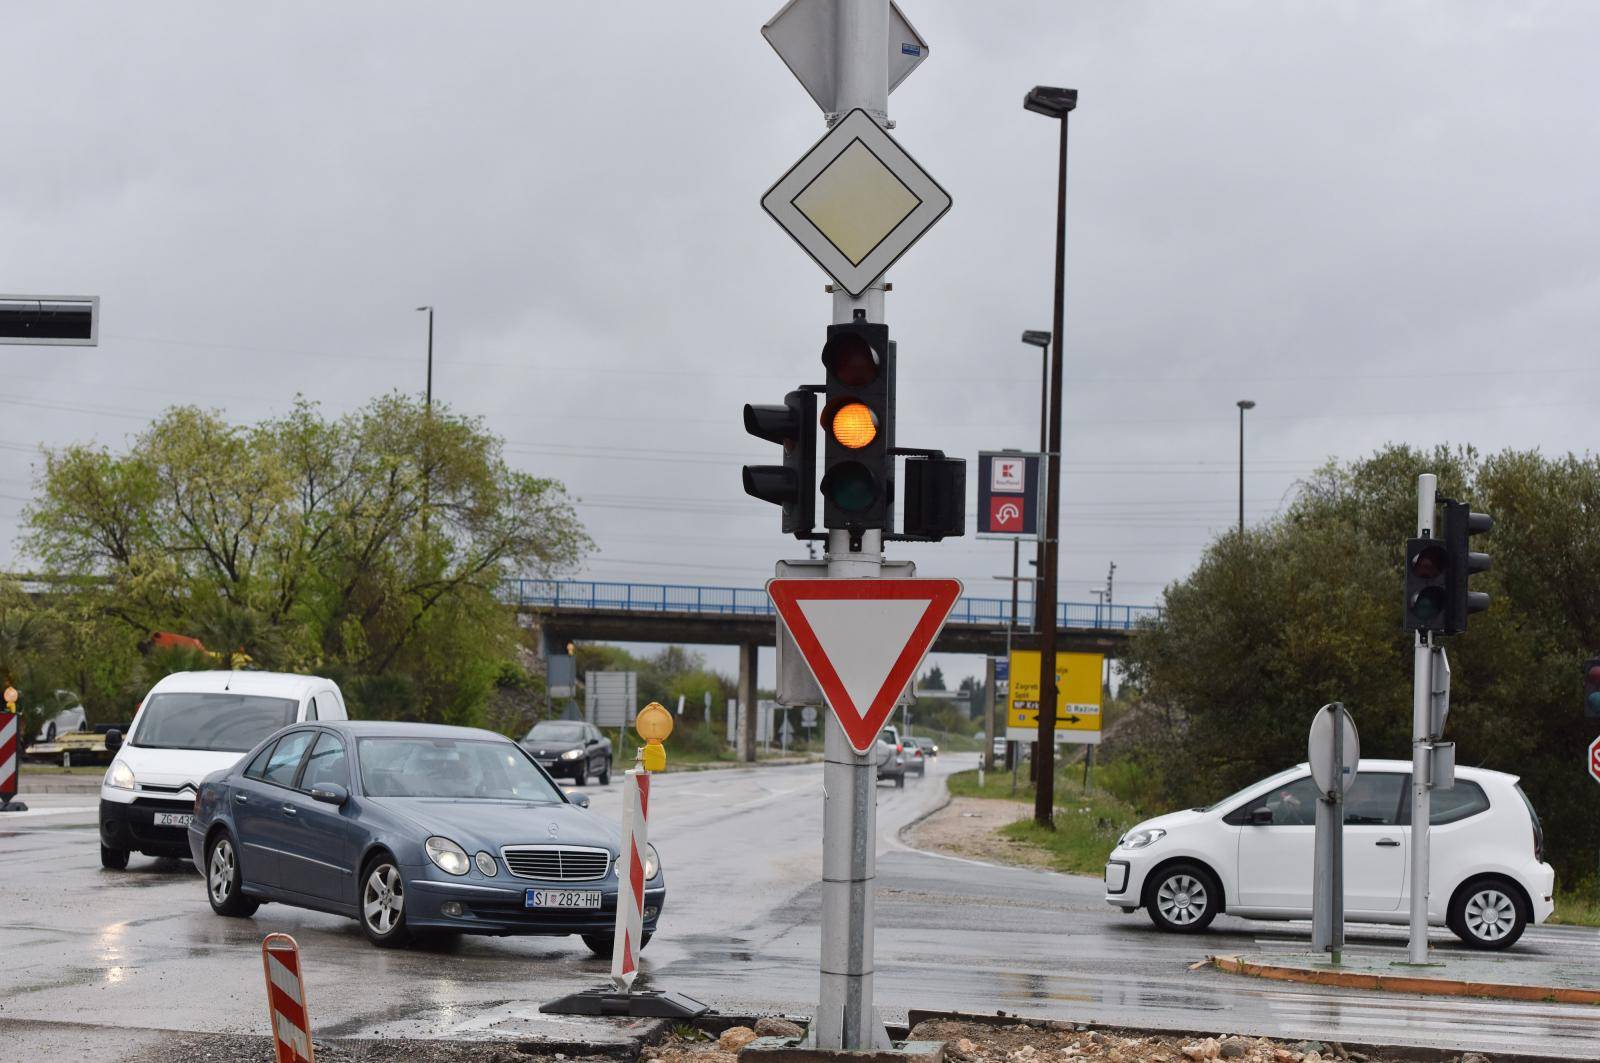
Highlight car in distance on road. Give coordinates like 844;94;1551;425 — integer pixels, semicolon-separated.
521;720;612;786
875;738;905;787
190;720;664;951
1104;759;1553;949
879;726;924;777
912;736;938;758
99;671;347;870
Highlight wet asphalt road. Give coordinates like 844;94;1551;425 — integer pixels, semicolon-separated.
2;754;1598;1060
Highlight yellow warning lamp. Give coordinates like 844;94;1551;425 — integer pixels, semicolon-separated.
2;686;15;713
635;701;674;772
829;402;878;449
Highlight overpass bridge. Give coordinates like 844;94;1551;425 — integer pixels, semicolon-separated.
506;578;1161;659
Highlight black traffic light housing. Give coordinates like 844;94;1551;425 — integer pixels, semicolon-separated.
1442;499;1492;634
742;389;818;537
819;312;894;535
1584;656;1600;719
1403;535;1450;634
900;453;966;541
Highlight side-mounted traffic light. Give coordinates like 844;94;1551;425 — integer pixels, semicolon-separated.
1583;656;1600;719
742;389;818;537
820;311;894;533
1442;500;1491;633
1403;535;1450;634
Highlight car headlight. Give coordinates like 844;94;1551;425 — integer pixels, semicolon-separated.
425;836;471;875
560;749;584;760
615;843;661;881
1120;827;1166;850
107;760;134;790
475;851;497;877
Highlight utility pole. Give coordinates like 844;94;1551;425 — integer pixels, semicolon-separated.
1236;399;1255;537
1407;473;1436;965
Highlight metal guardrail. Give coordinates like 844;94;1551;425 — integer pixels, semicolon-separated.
503;579;1161;632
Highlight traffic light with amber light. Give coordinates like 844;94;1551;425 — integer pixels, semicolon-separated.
820;311;894;533
742;389;817;537
1442;500;1492;634
1404;535;1450;634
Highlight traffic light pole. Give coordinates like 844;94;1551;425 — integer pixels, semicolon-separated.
1407;472;1437;966
814;0;890;1051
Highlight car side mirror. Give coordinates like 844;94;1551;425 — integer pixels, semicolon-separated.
309;782;349;806
565;790;590;809
104;729;122;753
1249;807;1274;826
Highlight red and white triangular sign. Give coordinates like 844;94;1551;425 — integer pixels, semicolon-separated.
767;578;962;754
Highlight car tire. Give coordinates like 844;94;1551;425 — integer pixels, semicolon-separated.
572;763;587;786
598;757;612;786
100;844;129;871
1145;862;1220;933
1448;876;1528;950
582;931;650;957
360;855;413;948
205;833;260;917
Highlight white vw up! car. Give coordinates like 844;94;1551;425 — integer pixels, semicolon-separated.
1104;759;1554;949
99;671;347;869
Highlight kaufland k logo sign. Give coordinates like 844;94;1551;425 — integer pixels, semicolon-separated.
991;460;1023;492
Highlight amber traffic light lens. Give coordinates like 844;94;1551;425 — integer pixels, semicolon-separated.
829;402;878;449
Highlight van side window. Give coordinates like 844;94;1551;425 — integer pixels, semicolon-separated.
306;695;319;721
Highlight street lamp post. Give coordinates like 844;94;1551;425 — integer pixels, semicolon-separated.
1236;400;1255;537
1024;84;1077;830
416;306;434;407
1021;329;1051;632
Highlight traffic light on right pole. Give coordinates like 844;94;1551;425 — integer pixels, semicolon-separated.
1442;499;1492;633
1403;535;1450;634
819;311;893;534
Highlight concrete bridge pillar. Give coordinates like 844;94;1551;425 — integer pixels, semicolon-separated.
738;641;758;763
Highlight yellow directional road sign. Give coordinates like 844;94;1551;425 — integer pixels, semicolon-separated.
1006;650;1104;745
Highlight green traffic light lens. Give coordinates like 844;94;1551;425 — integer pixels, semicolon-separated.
1411;587;1446;621
1588;692;1600;714
822;461;878;513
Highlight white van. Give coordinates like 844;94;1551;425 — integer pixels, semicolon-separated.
99;671;347;869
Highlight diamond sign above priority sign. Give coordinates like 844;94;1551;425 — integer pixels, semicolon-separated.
767;578;961;753
762;108;952;298
977;451;1042;539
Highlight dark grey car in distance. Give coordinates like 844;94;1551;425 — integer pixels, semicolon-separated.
520;720;612;785
187;721;663;951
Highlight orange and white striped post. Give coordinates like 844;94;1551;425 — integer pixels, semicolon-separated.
261;933;315;1063
610;766;650;992
0;685;24;813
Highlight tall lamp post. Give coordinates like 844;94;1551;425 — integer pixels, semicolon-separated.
416;306;434;408
1024;84;1077;829
1021;329;1051;630
1236;399;1255;537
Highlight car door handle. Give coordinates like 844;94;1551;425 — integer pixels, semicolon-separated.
282;805;299;817
1376;838;1400;847
234;793;248;804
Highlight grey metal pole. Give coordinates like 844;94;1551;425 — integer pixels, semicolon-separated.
1235;400;1254;537
1033;103;1070;829
1407;473;1437;965
982;656;996;775
814;0;890;1050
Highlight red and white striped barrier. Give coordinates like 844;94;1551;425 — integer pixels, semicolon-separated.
261;933;315;1063
610;766;651;992
0;711;19;805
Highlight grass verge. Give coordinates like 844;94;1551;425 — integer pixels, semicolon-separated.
946;767;1146;876
1550;884;1600;927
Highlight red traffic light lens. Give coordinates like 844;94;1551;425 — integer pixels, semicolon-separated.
1410;544;1447;579
823;333;879;388
1587;665;1600;687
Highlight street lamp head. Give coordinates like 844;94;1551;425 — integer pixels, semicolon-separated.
1021;330;1051;348
416;305;431;312
1237;399;1256;411
1024;86;1078;119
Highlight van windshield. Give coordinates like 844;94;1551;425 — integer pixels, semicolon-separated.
132;692;298;752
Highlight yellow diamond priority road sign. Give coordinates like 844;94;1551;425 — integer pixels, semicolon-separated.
761;109;951;297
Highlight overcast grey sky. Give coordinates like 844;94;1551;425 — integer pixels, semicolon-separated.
4;2;1597;685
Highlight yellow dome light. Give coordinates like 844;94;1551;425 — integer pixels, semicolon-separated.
830;402;878;449
635;701;674;771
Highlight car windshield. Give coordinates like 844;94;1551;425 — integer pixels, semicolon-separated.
359;737;565;802
526;721;586;743
132;692;298;753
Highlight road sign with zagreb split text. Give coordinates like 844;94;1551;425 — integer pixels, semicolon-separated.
767;578;961;753
1006;650;1104;745
761;108;951;298
977;451;1042;539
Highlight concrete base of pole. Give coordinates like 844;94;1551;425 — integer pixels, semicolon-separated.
755;1037;945;1063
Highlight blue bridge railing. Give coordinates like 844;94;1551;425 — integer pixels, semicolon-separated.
502;579;1161;632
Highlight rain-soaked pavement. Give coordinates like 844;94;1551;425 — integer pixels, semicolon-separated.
2;754;1597;1059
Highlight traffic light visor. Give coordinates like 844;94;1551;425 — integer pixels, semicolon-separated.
1410;543;1447;580
829;402;878;449
822;332;879;387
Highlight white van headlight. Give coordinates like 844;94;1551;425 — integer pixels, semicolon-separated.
425;836;471;875
108;761;135;790
1120;827;1166;850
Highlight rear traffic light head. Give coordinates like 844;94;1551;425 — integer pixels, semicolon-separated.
1404;537;1450;633
820;314;893;533
741;389;817;537
1443;500;1492;634
1583;657;1600;719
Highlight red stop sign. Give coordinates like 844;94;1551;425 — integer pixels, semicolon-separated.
1590;736;1600;785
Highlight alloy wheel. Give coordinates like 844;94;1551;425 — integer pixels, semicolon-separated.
209;839;235;904
364;864;405;935
1156;873;1208;925
1464;887;1517;942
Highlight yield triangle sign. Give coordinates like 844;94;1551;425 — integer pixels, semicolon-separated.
767;578;962;754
